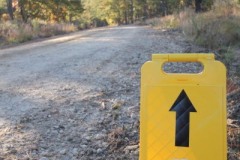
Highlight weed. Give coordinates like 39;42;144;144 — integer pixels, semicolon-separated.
145;15;180;29
0;20;77;46
180;1;240;49
216;46;235;72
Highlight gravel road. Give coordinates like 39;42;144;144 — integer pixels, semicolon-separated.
0;25;206;159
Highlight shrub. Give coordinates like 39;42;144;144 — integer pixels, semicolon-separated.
180;1;240;49
145;15;180;29
0;20;77;46
0;21;33;44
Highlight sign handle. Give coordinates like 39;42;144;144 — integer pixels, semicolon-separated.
152;54;215;62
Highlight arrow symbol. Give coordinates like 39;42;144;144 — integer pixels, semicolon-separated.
169;90;197;147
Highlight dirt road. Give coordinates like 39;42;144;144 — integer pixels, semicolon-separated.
0;26;203;159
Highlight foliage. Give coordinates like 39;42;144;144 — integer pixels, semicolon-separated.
0;0;219;46
0;0;6;17
81;0;213;25
0;0;218;25
0;0;84;22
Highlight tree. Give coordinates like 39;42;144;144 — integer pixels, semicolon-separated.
18;0;27;22
195;0;202;12
0;0;7;18
6;0;13;20
15;0;83;22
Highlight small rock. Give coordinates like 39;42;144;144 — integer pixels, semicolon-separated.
30;144;38;150
72;148;78;156
41;151;51;156
112;101;124;110
95;133;105;140
124;144;139;154
60;149;67;155
96;148;103;154
100;142;108;148
85;136;91;141
87;127;95;132
133;150;139;155
67;137;73;142
80;145;87;149
101;101;106;110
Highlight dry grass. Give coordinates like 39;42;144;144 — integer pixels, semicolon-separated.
227;77;240;160
0;20;77;46
0;21;32;44
145;15;180;30
146;2;240;158
180;2;240;158
180;1;240;84
180;2;240;49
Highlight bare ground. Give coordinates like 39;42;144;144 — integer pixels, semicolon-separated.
0;25;239;160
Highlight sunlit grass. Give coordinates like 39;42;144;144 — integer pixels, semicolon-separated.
145;15;180;29
0;20;77;46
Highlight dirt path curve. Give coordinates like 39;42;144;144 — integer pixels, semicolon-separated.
0;25;202;159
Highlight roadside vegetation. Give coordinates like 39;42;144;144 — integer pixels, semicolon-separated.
148;0;240;74
0;0;206;47
146;1;240;159
180;1;240;74
0;20;77;45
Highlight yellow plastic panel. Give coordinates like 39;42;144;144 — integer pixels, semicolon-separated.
140;54;226;160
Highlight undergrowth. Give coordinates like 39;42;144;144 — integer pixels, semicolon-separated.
146;1;240;159
144;0;240;77
182;2;240;159
146;1;240;75
0;20;77;46
180;5;240;49
145;15;180;30
180;0;240;75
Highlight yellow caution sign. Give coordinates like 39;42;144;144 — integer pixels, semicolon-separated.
140;54;227;160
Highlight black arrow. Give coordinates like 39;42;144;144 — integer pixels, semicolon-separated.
169;90;197;147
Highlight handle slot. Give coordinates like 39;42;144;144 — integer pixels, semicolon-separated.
152;53;215;75
162;62;203;74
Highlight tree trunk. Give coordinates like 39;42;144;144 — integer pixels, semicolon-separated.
124;10;128;24
19;0;27;22
186;0;193;7
130;0;134;23
195;0;202;12
6;0;14;20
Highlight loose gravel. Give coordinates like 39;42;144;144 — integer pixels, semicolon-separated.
0;26;238;160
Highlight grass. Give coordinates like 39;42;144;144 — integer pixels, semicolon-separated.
0;20;77;46
180;1;240;74
145;15;180;30
145;2;240;159
145;1;240;68
180;6;240;49
182;3;240;159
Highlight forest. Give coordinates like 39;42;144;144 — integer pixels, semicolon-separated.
0;0;219;45
0;0;215;26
